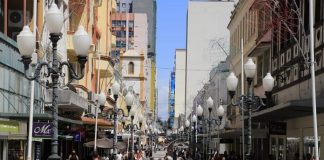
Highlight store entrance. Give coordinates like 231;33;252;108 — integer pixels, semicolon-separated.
270;135;286;160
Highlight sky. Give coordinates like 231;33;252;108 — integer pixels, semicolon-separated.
156;0;188;120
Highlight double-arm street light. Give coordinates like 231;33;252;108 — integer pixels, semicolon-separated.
111;81;121;159
191;115;198;158
17;3;90;160
196;97;224;158
94;92;107;151
226;58;274;160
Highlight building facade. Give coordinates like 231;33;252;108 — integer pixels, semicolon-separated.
174;49;186;117
227;0;324;159
186;1;234;118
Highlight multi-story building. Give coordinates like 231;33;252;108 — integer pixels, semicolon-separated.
133;0;157;121
0;0;127;159
112;0;157;121
174;49;186;118
186;0;234;118
168;71;175;129
227;0;324;159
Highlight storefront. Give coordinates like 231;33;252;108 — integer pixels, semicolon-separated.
0;120;27;160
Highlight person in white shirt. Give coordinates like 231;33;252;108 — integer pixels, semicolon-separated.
116;152;123;160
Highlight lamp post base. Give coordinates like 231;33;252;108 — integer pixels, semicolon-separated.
48;154;60;160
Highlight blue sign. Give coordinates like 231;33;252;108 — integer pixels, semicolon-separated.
74;132;81;142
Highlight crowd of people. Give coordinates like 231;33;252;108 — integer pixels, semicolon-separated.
169;149;241;160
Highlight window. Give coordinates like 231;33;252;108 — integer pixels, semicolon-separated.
128;62;134;75
315;0;322;22
304;0;310;32
122;3;126;8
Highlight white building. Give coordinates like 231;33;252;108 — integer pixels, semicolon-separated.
186;1;234;117
120;13;149;104
174;49;186;117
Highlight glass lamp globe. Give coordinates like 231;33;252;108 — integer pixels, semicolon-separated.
98;92;106;106
17;26;35;57
192;115;197;123
125;91;134;106
244;58;256;78
185;120;190;128
226;72;238;92
45;3;64;33
207;97;213;110
73;26;91;57
263;73;274;92
112;81;121;96
217;104;225;117
197;105;204;117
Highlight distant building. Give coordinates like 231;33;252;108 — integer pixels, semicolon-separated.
168;71;175;128
174;49;186;117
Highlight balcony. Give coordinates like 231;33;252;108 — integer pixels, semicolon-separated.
95;56;114;78
44;89;88;118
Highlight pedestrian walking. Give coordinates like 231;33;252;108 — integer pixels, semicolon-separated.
116;152;123;160
68;150;79;160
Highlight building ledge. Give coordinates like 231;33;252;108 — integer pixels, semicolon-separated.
45;89;88;111
0;113;83;125
252;96;324;122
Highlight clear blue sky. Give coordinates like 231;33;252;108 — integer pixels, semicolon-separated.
156;0;188;120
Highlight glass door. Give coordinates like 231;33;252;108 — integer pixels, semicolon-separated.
270;135;286;160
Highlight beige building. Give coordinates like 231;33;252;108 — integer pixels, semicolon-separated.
174;49;186;117
227;0;324;160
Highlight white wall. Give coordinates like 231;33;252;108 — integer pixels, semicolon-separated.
186;1;233;117
134;13;148;59
174;49;186;117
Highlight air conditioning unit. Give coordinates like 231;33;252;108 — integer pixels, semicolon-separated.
88;91;98;103
8;10;23;28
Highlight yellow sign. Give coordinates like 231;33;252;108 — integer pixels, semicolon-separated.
0;120;19;133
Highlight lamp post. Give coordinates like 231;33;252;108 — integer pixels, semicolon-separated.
130;110;135;160
202;97;225;158
192;114;197;158
226;58;274;160
216;99;225;153
185;120;190;141
112;81;121;159
138;115;143;150
94;92;107;151
17;3;90;160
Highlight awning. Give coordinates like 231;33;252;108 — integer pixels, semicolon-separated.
253;97;324;122
83;138;126;150
81;117;112;126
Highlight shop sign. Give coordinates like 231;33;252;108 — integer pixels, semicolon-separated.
35;142;42;160
33;122;53;137
0;120;19;133
269;121;286;135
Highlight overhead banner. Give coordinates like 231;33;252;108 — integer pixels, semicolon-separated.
33;122;53;137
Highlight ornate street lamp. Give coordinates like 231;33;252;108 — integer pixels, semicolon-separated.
192;114;197;158
17;3;90;160
94;92;106;151
226;58;274;160
111;81;120;159
130;110;136;160
125;90;134;116
216;99;225;153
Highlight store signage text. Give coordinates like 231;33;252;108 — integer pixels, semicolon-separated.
33;122;53;137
